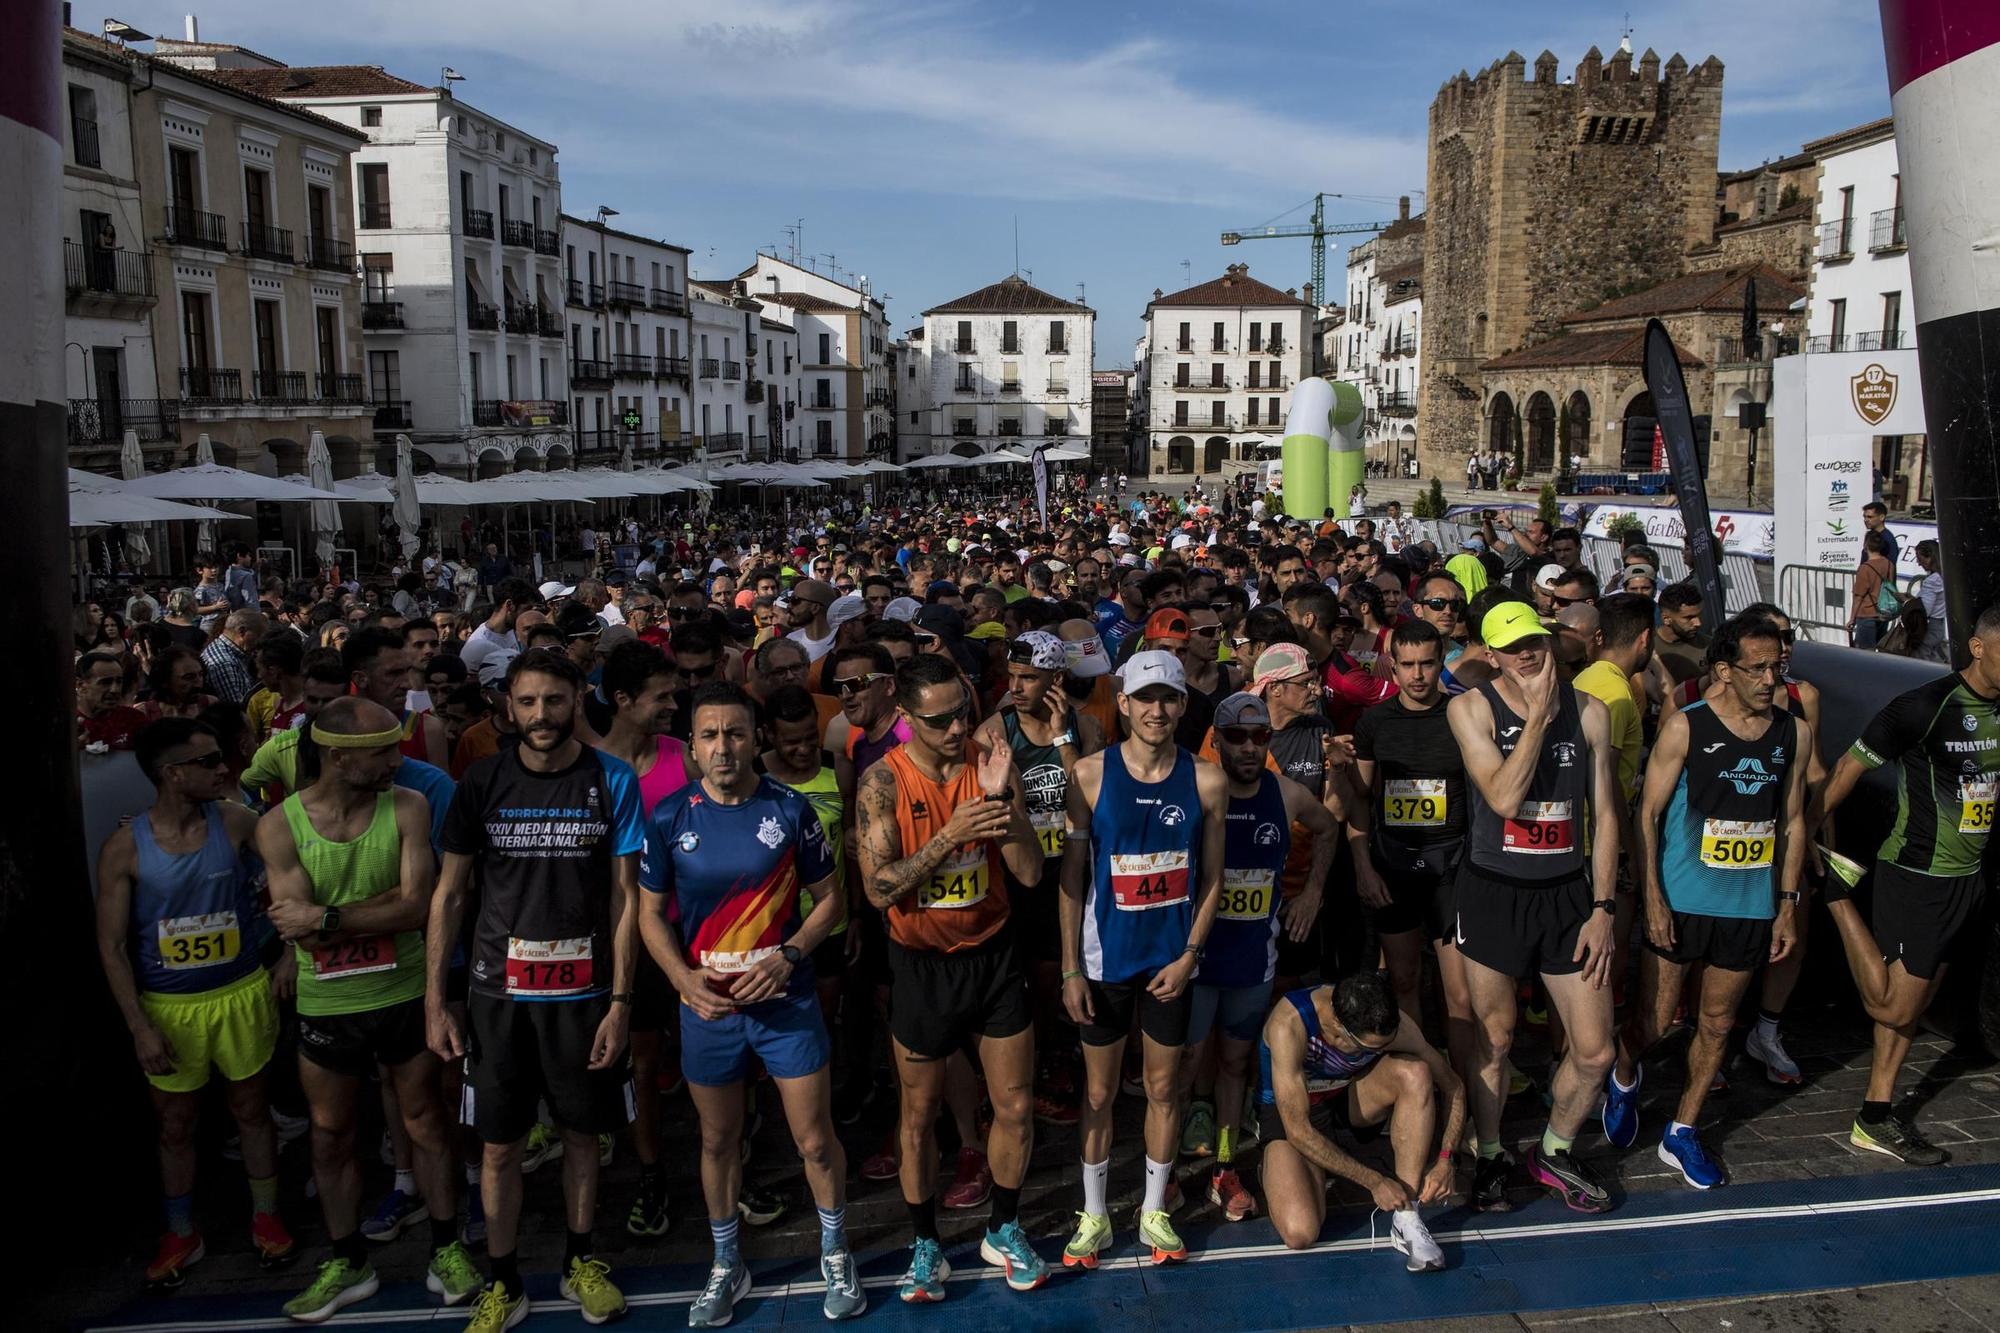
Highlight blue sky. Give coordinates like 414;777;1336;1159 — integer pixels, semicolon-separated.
110;0;1891;361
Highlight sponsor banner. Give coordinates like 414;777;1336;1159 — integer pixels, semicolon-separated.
1645;321;1725;633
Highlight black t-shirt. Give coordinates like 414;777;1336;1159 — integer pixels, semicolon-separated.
441;745;645;1001
1176;681;1218;754
1270;714;1331;797
1353;696;1467;872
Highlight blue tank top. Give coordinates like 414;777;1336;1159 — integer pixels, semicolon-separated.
1084;745;1204;982
1256;986;1386;1108
1660;702;1796;920
130;803;262;995
1197;772;1290;989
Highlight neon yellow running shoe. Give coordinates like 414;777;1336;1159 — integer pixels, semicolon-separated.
282;1257;378;1323
560;1256;627;1325
1061;1210;1112;1270
1138;1207;1186;1264
463;1281;527;1332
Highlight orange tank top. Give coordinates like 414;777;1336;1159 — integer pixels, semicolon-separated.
880;742;1009;953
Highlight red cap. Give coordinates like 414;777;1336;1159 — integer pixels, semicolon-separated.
1145;608;1191;643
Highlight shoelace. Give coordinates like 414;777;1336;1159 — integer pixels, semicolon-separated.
571;1258;611;1292
699;1266;737;1306
471;1284;510;1319
825;1251;853;1287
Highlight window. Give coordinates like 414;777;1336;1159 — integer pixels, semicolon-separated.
956;361;974;392
358;163;390;227
957;319;972;351
68;85;99;169
1882;292;1902;346
910;411;920;425
1249;321;1262;351
1177;321;1191;351
368;349;400;403
1212;321;1225;350
1175;364;1190;388
1002;361;1019;391
1268;360;1279;386
1209;363;1224;387
468;351;482;400
315;307;339;378
1248;399;1260;426
169;146;200;212
1174;400;1189;426
181;291;212;372
1003;320;1019;354
243;167;271;241
1267;396;1278;422
307;184;333;252
361;106;382;127
252;300;281;378
505;354;518;398
1829;298;1848;347
1210;401;1225;427
497;184;510;224
1248;363;1261;389
540;357;550;398
1049;320;1066;352
816;420;833;451
818;332;831;363
816;377;831;407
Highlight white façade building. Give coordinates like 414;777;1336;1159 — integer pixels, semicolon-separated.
737;256;894;459
914;275;1094;460
688;280;764;461
1338;209;1425;475
1138;264;1313;481
748;305;802;461
559;213;692;466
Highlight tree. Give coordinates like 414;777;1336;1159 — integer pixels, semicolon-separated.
1538;481;1559;527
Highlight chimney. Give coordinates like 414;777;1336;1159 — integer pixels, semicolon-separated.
1398;195;1410;221
185;14;199;40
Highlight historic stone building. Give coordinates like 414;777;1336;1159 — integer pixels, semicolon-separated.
1417;43;1725;473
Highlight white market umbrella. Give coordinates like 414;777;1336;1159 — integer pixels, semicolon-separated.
335;472;397;503
751;476;827;489
987;448;1036;464
414;475;490;506
307;430;340;569
122;461;342;503
391;435;423;560
856;459;904;474
118;429;152;568
1041;444;1092;462
69;488;223;526
191;433;220;553
905;452;973;470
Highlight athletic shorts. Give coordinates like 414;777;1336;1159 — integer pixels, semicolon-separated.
1257;1086;1382;1146
1005;859;1065;965
139;967;279;1094
885;928;1032;1060
679;986;831;1088
1451;864;1593;979
1647;911;1772;974
1371;855;1457;943
1874;862;1986;981
463;991;635;1144
297;996;429;1078
1081;971;1193;1049
1186;982;1269;1046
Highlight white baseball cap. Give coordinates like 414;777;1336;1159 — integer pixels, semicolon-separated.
1119;649;1188;696
1533;563;1568;593
538;580;575;601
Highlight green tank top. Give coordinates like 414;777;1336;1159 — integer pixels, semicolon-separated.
282;791;427;1016
779;753;848;936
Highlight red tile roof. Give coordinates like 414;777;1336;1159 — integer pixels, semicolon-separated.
1149;266;1309;310
1481;328;1705;372
201;64;432;99
63;30;366;140
1560;264;1804;326
755;290;856;314
922;274;1091;316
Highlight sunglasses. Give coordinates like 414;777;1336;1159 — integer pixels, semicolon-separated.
681;660;721;680
1548;593;1591;609
163;751;228;771
914;632;940;647
1217;725;1272;746
831;672;888;696
668;606;704;620
1189;625;1221;638
909;700;971;730
1417;596;1465;612
1207;602;1233;614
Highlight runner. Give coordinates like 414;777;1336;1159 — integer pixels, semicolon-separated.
1446;602;1622;1214
427;649;642;1330
855;651;1052;1301
638;682;862;1326
344;625;450;766
255;698;474;1322
1256;970;1461;1269
1189;692;1341;1222
1060;650;1228;1268
1604;615;1808;1187
96;719;295;1287
1812;604;2000;1166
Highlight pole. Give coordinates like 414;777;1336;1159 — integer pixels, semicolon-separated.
1878;1;2000;662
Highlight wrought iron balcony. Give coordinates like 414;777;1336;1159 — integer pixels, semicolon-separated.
567;276;603;308
658;356;691;379
317;372;367;404
1870;207;1906;252
473;399;505;426
1379;390;1416;414
67;398;178;447
467;298;500;331
462;207;494;239
1266;336;1286;355
504;302;538;335
180;367;243;404
867;387;891;405
305;234;353;272
947;338;975;353
537;308;564;337
362;300;404;330
359;200;392;230
1046;338;1067;354
163;204;227;251
812;393;835;410
699;358;719;379
607;279;645;308
500;217;535;248
953;420;977;437
373;400;413;431
534;228;560;257
722;360;742;380
745;380;765;403
613;352;652;378
702;431;744;451
1850;329;1911;352
650;287;685;313
570;359;612;385
998;420;1024;437
63;240;155;302
254;369;308;403
1818;218;1854;259
999;382;1022;394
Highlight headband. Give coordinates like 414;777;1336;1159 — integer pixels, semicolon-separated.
310;723;404;749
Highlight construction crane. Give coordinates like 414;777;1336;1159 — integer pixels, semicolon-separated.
1220;193;1398;312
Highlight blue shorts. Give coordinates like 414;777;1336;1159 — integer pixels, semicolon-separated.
679;987;830;1088
1187;981;1269;1046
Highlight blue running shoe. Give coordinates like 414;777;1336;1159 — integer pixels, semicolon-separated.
978;1219;1050;1292
897;1238;951;1304
1601;1066;1641;1150
1658;1125;1725;1189
361;1188;423;1242
820;1248;867;1321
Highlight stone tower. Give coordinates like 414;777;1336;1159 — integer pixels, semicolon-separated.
1417;45;1724;471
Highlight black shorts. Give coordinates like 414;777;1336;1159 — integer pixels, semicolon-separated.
1452;864;1593;978
886;928;1032;1060
297;997;429;1078
1372;853;1458;942
1005;859;1065;965
1646;911;1771;973
463;990;635;1144
1081;971;1194;1049
1873;862;1986;981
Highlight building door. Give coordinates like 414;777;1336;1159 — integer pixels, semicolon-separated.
182;290;212;384
93;346;123;436
316;306;339;383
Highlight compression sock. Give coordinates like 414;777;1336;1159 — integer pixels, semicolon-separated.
1216;1125;1235;1165
708;1216;740;1270
564;1228;592;1266
1539;1126;1575;1157
248;1175;280;1218
1859;1100;1893;1126
165;1192;195;1237
1081;1158;1110;1218
908;1195;939;1242
332;1231;367;1268
817;1203;847;1255
1477;1139;1504;1161
491;1250;522;1293
1142;1157;1173;1213
988;1184;1021;1229
430;1215;458;1252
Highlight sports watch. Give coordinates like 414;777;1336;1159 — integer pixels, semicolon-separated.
779;944;806;966
319;906;342;933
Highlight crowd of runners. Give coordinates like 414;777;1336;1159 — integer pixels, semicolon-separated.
82;484;2000;1329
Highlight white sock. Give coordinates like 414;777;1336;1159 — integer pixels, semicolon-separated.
464;1163;480;1186
1081;1159;1109;1218
1143;1157;1172;1213
1612;1067;1638;1092
394;1168;417;1195
1669;1120;1695;1136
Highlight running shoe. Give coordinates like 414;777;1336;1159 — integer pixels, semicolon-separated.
738;1182;786;1227
1851;1112;1949;1166
1471;1153;1513;1212
810;1247;862;1319
1033;1089;1080;1126
1208;1165;1257;1222
1601;1066;1641;1149
1528;1145;1611;1213
426;1239;481;1305
1238;1102;1261;1149
1389;1209;1445;1272
1062;1210;1112;1269
859;1129;900;1182
897;1238;951;1304
687;1262;751;1328
1505;1063;1535;1099
598;1133;615;1167
1745;1024;1802;1085
980;1218;1051;1292
379;1129;398;1168
252;1212;297;1267
1137;1207;1186;1264
1658;1125;1726;1189
941;1145;992;1210
520;1122;562;1174
282;1257;379;1323
464;1180;487;1248
628;1169;670;1237
463;1281;527;1333
1180;1099;1217;1159
360;1187;424;1242
145;1230;204;1288
560;1256;627;1325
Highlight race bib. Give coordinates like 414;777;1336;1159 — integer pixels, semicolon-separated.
1031;807;1066;858
1501;800;1574;855
1700;818;1776;870
505;936;595;997
311;935;396;980
1109;850;1190;911
1217;867;1276;922
1959;777;1996;835
1383;779;1447;829
919;847;990;910
157;911;240;971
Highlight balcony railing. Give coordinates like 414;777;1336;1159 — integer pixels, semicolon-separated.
317;372;367;404
254;369;308;403
467;298;500;331
867;387;892;405
1379;390;1416;414
500;218;535;248
1176;341;1193;353
1046;339;1067;354
1818;218;1854;259
473;399;505;426
1266;337;1286;355
998;421;1024;437
462;207;494;239
1046;418;1071;436
954;379;976;395
373;401;412;431
567;276;603;308
64;241;155;301
658;356;691;379
947;338;975;353
67;398;178;447
650;287;685;313
534;228;560;257
698;358;719;379
504;302;538;335
1000;340;1022;355
359;200;392;230
537;308;563;337
745;381;765;404
722;360;742;380
607;279;645;308
163;204;227;251
301;233;349;271
953;420;977;437
72;115;100;168
362;300;404;330
613;352;652;378
999;382;1022;394
1851;329;1911;352
702;431;744;452
1870;207;1907;252
571;359;612;385
812;394;835;410
180;367;243;404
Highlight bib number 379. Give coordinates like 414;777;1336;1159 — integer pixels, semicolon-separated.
1502;801;1574;855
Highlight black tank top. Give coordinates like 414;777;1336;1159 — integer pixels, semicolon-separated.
1465;681;1590;882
